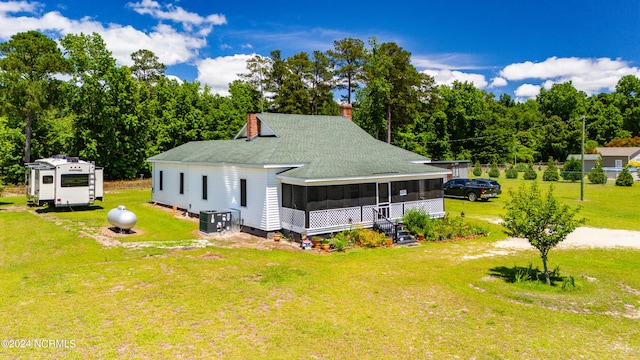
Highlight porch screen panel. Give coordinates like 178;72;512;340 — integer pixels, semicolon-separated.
421;179;443;199
359;183;376;206
344;184;359;207
282;183;292;208
292;185;306;211
307;186;326;211
391;180;419;203
327;185;344;209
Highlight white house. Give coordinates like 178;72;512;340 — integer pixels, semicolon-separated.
147;107;450;237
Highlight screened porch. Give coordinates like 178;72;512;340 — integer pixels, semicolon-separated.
280;179;445;235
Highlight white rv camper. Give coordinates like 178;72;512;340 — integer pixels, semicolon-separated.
25;155;104;207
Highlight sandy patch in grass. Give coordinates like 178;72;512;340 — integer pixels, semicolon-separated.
494;227;640;250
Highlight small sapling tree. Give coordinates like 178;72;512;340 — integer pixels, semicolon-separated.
502;183;584;285
615;167;634;186
561;157;582;182
505;164;518;179
473;161;482;176
543;157;559;182
488;162;500;178
523;162;537;180
587;158;607;184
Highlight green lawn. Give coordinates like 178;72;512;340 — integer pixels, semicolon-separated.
447;172;640;231
1;185;639;359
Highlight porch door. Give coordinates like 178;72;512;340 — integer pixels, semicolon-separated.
377;182;390;219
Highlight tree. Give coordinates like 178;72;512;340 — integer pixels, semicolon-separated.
130;49;166;84
473;161;482;176
327;38;365;104
505;164;518;179
523;162;537;180
587;158;607;184
488;162;500;178
239;54;272;112
543;157;560;181
502;183;584;285
561;156;582;181
0;31;69;163
615;168;634;186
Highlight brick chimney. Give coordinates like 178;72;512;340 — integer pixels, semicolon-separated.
340;103;353;121
246;113;260;140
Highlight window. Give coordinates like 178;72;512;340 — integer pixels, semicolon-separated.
615;159;623;168
240;179;247;206
61;174;89;187
202;175;208;200
159;171;163;191
42;175;53;184
179;172;184;194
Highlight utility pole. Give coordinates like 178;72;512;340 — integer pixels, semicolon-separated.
581;115;585;201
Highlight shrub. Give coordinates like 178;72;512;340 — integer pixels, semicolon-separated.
505;165;518;179
488;162;500;178
473;161;482;176
402;208;434;238
543;157;559;182
330;231;350;251
561;157;583;182
523;162;537;180
615;168;634;186
588;158;607;184
425;216;488;241
354;229;387;248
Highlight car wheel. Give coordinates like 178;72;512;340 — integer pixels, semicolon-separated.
467;192;477;202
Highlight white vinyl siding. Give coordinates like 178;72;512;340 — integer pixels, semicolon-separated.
152;162;284;232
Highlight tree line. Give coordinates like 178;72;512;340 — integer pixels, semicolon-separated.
2;31;640;184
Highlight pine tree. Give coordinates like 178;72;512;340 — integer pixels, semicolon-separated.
587;158;607;184
543;157;559;182
524;162;537;180
615;168;634;186
488;162;500;178
473;161;482;176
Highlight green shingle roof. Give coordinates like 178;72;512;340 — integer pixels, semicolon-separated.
148;113;447;180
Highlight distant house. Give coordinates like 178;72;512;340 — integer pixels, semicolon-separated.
596;147;640;179
427;160;470;180
565;154;600;173
147;106;450;237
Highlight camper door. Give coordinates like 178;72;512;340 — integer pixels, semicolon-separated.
36;169;55;203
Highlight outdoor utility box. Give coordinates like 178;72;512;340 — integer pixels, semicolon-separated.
199;210;232;234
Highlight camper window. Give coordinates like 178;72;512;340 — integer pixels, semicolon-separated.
43;175;53;184
61;174;89;187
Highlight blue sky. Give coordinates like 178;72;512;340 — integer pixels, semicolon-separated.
2;0;640;100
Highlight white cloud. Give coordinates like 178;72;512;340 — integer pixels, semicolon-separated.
196;54;254;96
0;1;40;13
514;83;541;98
422;69;488;88
0;1;220;68
489;76;507;88
412;53;488;71
126;0;226;35
500;57;640;95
